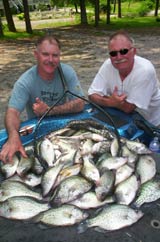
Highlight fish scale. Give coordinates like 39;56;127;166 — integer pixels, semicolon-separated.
134;179;160;207
78;204;143;232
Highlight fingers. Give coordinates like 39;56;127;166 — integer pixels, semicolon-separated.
19;147;28;159
0;150;13;163
35;97;41;103
0;141;27;164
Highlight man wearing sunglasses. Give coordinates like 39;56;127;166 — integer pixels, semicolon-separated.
88;30;160;127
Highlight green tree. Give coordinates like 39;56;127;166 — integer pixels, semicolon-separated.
95;0;100;26
117;0;121;18
106;0;111;24
0;15;3;36
22;0;32;34
79;0;88;25
2;0;16;32
155;0;159;16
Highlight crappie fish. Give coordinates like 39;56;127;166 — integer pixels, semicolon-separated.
34;204;88;226
31;157;44;175
55;132;106;143
38;138;55;167
81;155;100;184
69;191;115;209
41;163;64;197
53;149;76;168
115;164;134;185
17;155;34;177
49;136;80;153
110;137;120;157
125;140;151;155
0;180;43;202
0;154;19;178
80;139;94;155
73;149;83;164
66;119;115;140
24;145;34;155
79;132;107;142
0;196;50;220
78;204;143;232
121;145;138;166
136;155;156;184
53;164;82;189
98;155;128;171
91;141;111;155
133;179;160;208
115;174;139;205
95;168;115;201
51;175;92;205
6;173;42;187
47;127;75;138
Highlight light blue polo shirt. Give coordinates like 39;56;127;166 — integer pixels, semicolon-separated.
9;63;84;119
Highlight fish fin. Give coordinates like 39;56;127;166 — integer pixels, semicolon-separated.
94;227;108;233
130;200;140;209
77;221;88;234
37;223;51;230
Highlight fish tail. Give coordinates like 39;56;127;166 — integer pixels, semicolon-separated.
131;201;140;209
77;221;88;234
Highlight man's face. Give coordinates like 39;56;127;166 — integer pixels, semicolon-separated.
108;35;136;73
34;40;60;78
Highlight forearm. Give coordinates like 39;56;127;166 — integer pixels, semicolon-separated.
88;94;136;113
1;108;27;163
88;94;116;107
5;108;21;139
117;101;136;113
48;98;85;115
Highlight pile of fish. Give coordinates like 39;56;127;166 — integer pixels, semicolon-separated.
0;119;160;233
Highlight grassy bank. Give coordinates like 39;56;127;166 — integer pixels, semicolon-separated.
1;6;160;40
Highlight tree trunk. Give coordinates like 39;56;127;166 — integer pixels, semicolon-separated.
155;0;159;16
74;3;78;13
106;0;111;24
113;0;116;13
117;0;121;18
79;0;88;25
95;0;99;27
0;16;4;36
2;0;16;32
22;0;32;34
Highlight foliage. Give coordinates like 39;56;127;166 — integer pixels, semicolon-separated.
50;0;67;7
100;4;111;14
0;29;43;40
138;0;155;17
1;0;160;39
37;3;50;11
17;13;25;20
95;16;160;29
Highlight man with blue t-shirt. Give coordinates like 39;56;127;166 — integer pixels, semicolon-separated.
0;35;85;163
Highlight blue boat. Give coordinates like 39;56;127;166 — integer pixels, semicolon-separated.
0;103;155;149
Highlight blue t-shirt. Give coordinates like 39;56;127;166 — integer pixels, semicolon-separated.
9;63;84;119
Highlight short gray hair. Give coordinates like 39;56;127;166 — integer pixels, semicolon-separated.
35;35;61;49
109;29;135;45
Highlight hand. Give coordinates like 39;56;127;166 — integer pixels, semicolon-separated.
32;98;49;117
111;86;127;106
0;134;27;163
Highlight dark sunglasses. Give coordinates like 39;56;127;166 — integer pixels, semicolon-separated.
109;47;133;57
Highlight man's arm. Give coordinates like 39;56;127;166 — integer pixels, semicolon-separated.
48;98;85;115
0;108;27;163
33;97;85;116
88;93;136;113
